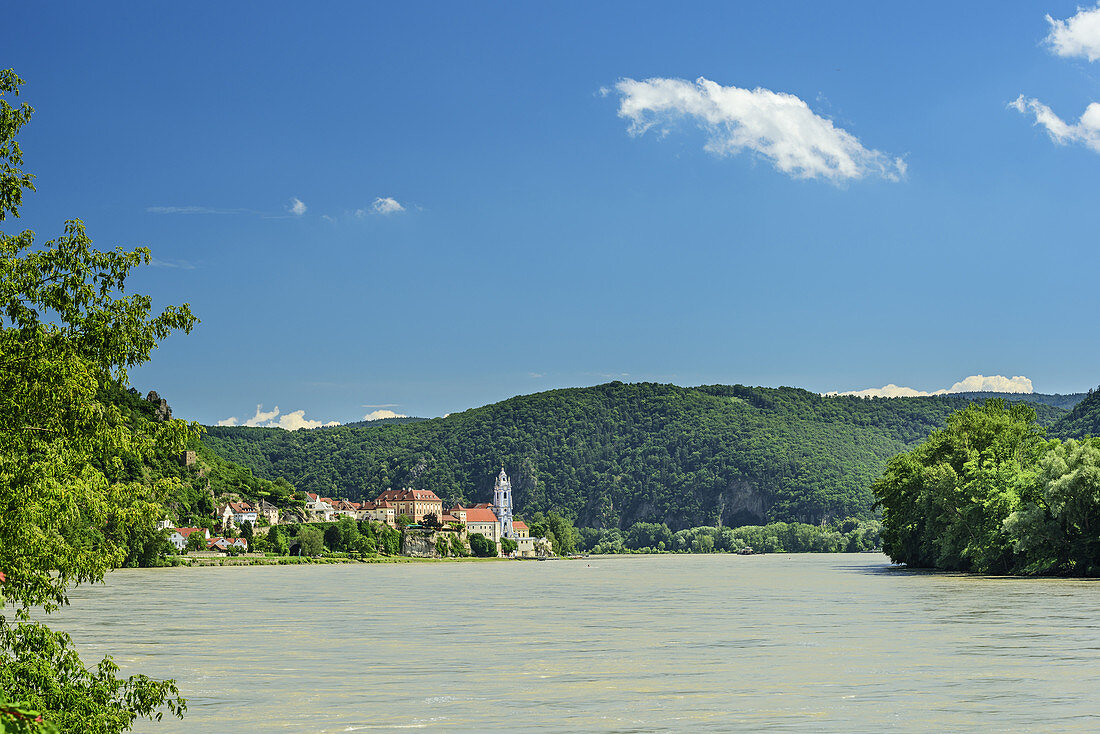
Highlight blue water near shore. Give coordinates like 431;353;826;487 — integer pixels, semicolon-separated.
50;553;1100;732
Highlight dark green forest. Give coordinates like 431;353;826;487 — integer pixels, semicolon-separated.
1048;388;1100;439
201;382;1072;530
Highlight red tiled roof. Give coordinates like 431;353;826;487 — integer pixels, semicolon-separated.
464;507;499;523
172;527;204;538
512;521;528;530
375;488;443;503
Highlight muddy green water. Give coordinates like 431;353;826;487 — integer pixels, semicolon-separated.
46;553;1099;732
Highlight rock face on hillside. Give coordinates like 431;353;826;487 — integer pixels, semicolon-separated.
145;391;172;421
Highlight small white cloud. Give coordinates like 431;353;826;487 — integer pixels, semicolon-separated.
1046;4;1100;61
528;372;545;378
149;257;197;270
219;403;337;430
277;409;340;430
243;404;281;426
611;76;905;183
1010;95;1100;153
372;196;406;215
362;409;408;421
289;197;307;216
828;374;1034;398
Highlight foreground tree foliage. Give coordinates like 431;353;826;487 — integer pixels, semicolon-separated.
1;70;194;731
874;400;1100;575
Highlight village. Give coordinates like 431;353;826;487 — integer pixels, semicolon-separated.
162;466;554;560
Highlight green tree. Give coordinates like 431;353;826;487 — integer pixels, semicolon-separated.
353;534;377;556
377;525;401;556
0;69;192;731
1003;438;1100;575
435;536;450;557
239;520;253;546
469;533;497;558
449;534;470;557
266;526;289;555
336;516;359;550
874;400;1047;573
185;531;207;553
299;526;324;556
323;523;343;551
500;537;518;556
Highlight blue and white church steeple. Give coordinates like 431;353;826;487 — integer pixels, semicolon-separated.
493;465;515;538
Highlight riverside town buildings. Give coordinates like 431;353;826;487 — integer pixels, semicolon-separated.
179;466;549;557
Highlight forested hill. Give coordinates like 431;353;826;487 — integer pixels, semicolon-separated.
202;382;1069;530
947;391;1085;410
1050;388;1100;439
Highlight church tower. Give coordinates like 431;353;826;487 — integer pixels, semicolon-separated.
493;465;514;538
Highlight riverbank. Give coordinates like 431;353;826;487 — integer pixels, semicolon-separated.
178;554;532;566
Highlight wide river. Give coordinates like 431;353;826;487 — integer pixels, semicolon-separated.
47;553;1099;732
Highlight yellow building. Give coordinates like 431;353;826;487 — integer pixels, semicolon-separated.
373;488;443;523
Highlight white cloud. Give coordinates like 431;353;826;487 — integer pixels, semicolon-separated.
277;409;340;430
149;257;197;270
372;196;405;215
289;197;307;216
362;409;408;421
1010;95;1100;153
828;374;1034;398
216;403;338;430
1046;4;1100;61
946;374;1034;393
611;76;905;183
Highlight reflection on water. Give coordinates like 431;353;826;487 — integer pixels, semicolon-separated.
47;554;1100;732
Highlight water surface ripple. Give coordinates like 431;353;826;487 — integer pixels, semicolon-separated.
48;553;1100;732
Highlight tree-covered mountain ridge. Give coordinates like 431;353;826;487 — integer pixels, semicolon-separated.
202;382;1075;530
1048;387;1100;439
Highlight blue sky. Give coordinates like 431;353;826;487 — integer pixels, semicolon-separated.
6;2;1100;426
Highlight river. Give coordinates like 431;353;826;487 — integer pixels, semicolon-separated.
46;553;1099;732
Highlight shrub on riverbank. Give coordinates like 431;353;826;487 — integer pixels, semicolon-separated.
579;518;882;555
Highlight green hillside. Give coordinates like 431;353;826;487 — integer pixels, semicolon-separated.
202;382;1068;530
1050;388;1100;439
947;391;1085;410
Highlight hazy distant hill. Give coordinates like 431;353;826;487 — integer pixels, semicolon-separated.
203;382;1069;530
946;391;1086;411
335;416;428;429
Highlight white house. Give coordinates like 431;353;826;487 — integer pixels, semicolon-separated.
218;502;259;529
304;493;335;522
167;527;209;551
207;536;248;553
